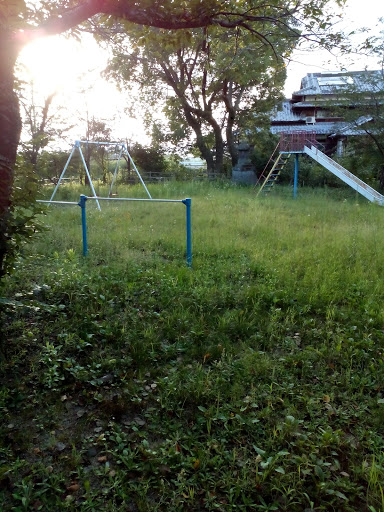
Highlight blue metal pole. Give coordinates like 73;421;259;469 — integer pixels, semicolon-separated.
78;194;88;256
293;154;299;199
182;198;192;268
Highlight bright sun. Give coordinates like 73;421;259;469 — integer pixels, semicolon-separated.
18;34;107;98
16;34;148;143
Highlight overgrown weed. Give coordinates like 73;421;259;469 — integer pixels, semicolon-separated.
1;183;384;510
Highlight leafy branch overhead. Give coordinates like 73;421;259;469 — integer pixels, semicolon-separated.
5;0;347;51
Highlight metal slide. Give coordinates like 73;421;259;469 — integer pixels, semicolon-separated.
303;145;384;205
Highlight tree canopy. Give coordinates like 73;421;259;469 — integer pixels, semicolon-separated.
106;24;291;175
331;68;384;186
0;0;346;275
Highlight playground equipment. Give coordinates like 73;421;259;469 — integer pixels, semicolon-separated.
39;141;193;266
49;140;151;210
256;131;384;205
37;195;192;267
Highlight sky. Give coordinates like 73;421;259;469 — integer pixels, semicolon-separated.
284;0;383;95
18;34;142;147
17;0;383;149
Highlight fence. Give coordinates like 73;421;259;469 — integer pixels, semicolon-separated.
280;131;318;153
122;170;226;183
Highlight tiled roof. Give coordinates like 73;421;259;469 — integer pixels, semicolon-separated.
292;70;384;98
271;122;345;135
271;101;301;122
270;70;381;139
329;116;373;136
291;102;317;107
271;119;372;137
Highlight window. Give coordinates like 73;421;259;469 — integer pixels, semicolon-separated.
318;76;354;87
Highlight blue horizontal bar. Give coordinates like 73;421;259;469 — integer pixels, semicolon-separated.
86;196;183;203
37;200;78;205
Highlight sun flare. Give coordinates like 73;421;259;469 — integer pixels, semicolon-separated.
18;36;97;98
16;34;146;142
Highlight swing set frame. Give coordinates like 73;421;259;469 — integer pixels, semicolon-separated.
49;140;151;210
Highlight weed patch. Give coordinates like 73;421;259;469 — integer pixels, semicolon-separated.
1;183;384;510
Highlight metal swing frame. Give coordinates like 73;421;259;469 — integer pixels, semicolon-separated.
49;140;152;210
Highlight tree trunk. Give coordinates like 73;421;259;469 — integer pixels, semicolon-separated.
212;122;224;175
223;82;244;169
226;111;238;168
205;111;224;176
183;107;215;178
196;131;215;177
378;165;384;190
0;33;22;277
85;148;91;186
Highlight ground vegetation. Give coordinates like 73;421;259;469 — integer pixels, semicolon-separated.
1;182;384;510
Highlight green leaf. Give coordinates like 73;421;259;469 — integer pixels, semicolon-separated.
333;491;348;500
253;445;266;456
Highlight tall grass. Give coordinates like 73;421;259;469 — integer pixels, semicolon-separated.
38;181;384;311
2;181;384;511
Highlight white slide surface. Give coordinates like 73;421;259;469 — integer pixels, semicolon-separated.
303;145;384;205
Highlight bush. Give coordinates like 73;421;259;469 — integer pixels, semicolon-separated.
3;159;46;276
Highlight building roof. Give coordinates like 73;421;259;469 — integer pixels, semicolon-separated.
292;70;384;98
271;122;346;135
271;100;301;122
329;115;373;137
270;70;381;140
271;119;373;137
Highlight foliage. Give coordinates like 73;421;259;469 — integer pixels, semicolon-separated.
325;32;384;186
128;142;168;176
17;75;75;175
106;24;290;176
1;159;46;277
336;137;384;189
120;143;190;182
36;149;80;183
2;182;384;510
164;154;191;180
339;68;383;165
251;131;280;177
81;117;113;184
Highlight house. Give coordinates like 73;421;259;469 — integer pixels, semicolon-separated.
271;70;383;155
180;156;206;170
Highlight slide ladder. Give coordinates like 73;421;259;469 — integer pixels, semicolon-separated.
256;151;291;196
304;145;384;205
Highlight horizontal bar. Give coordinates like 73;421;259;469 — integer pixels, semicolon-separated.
77;141;125;146
37;200;78;205
86;196;184;203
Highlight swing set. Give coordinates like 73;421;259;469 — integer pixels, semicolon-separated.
49;140;151;210
39;140;193;267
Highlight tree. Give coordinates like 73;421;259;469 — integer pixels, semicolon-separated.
18;76;75;178
341;69;384;186
106;25;290;176
82;116;112;184
0;0;346;275
37;149;80;183
20;87;56;170
325;31;384;186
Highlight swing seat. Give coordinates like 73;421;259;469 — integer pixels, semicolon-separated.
109;192;119;197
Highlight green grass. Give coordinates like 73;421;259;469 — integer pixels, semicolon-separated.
1;181;384;511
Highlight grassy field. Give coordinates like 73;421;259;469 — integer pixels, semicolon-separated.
1;181;384;511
